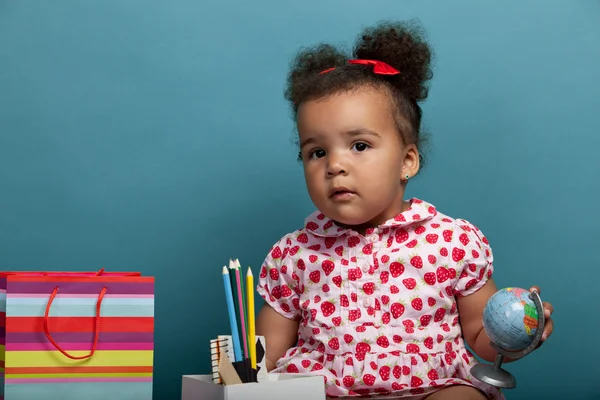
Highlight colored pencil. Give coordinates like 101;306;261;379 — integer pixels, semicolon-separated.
228;260;242;353
235;259;249;352
233;262;249;359
221;266;242;362
246;266;256;369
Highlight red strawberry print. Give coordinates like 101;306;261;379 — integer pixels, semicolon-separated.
390;302;405;319
271;246;282;259
389;261;404;277
402;278;417;289
436;266;450;283
428;297;436;307
424;337;434;349
344;334;354;344
289;245;300;255
348;236;360;247
392;366;401;379
335;246;344;256
434;307;447;322
427;369;439;380
381;254;390;263
309;270;320;283
465;278;478;291
439;247;448;257
376;335;390;348
393;335;402;344
362;373;376;386
381;312;391;325
425;233;438;244
348;268;362;281
331;317;342;326
321;284;330;293
402;366;411;375
406;239;418;248
301;359;311;369
321;260;335;276
296;259;305;270
423;272;436;285
286;364;300;373
348;309;361;322
306;222;318;231
340;294;349;307
321;300;336;317
362;243;373;254
410;255;423;269
269;267;279;281
427;254;436;264
442;229;453;242
297;233;308;243
309;254;318;263
361;282;375;295
308;244;320;251
343;375;355;387
379;365;391;381
420;314;432;327
406;343;420;353
390;285;400;294
280;284;292;297
380;270;389;284
415;225;426;234
395;229;408;243
355;341;371;354
328;337;340;350
311;363;323;371
410;296;423;311
459;233;470;246
452;247;466;262
381;295;390;305
331;275;342;287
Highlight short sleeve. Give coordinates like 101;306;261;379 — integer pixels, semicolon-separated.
256;235;301;320
452;219;494;297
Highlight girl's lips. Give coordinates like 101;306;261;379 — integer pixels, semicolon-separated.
330;190;356;201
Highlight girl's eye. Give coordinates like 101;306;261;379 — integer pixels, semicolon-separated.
310;149;326;159
352;142;369;152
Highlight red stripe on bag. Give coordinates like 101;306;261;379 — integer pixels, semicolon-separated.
5;316;154;333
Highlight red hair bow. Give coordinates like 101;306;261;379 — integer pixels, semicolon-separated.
319;59;400;75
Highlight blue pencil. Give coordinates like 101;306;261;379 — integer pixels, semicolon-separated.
222;266;243;362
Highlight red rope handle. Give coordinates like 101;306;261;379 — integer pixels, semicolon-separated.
44;285;107;360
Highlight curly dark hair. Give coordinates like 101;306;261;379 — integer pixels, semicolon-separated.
284;19;434;166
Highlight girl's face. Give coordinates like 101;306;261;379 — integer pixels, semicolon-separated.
297;86;420;233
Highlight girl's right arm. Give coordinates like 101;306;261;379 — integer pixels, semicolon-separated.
256;303;299;371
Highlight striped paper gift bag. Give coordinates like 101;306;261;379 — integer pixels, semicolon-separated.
0;270;154;400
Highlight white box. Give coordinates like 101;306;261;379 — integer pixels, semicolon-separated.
181;373;326;400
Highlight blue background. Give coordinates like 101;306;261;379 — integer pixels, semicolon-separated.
1;1;598;398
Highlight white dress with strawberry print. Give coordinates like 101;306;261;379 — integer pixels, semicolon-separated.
256;198;504;399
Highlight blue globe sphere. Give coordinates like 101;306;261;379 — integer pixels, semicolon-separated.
482;287;540;351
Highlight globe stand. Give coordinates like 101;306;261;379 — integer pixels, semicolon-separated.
471;290;545;389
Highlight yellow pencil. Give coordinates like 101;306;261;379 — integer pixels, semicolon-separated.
246;266;256;369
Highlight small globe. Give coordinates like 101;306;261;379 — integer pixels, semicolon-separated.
482;287;540;351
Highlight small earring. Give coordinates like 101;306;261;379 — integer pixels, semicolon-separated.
404;174;410;181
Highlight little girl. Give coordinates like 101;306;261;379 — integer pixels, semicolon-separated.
255;20;554;399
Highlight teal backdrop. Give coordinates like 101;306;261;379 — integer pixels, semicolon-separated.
1;1;598;398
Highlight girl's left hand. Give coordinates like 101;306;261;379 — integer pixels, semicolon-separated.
529;286;554;346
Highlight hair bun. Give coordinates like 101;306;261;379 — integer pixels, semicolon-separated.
353;20;433;102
